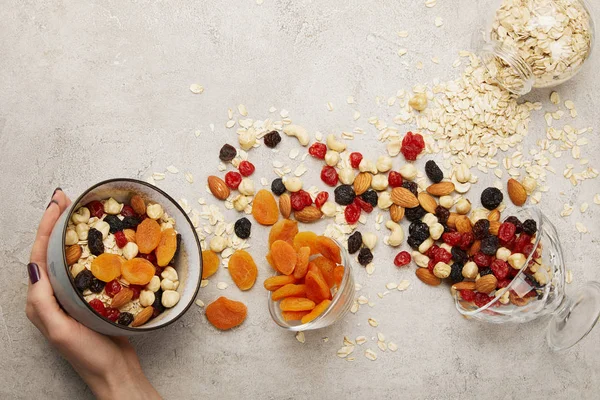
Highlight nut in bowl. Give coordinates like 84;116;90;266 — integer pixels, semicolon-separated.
46;179;202;335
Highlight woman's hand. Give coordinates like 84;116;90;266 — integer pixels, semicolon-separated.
26;189;161;400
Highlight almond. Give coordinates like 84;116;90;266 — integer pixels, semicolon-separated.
353;172;372;195
487;209;501;222
447;213;459;229
123;229;136;243
389;204;405;222
130;194;146;215
111;287;133;309
131;306;154;327
418;192;437;214
489;221;501;236
507;178;527;206
475;275;497;295
468;240;481;256
455;215;472;233
452;281;476;291
207;176;230;200
426;182;455;196
415;268;442;286
294;206;323;223
509;291;532;306
65;245;82;265
391;187;419;208
279;193;291;218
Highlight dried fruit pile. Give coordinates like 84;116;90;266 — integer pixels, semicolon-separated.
65;194;182;327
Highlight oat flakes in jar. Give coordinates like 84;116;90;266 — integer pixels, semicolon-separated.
479;0;595;95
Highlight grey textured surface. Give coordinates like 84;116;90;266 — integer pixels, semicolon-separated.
1;0;599;399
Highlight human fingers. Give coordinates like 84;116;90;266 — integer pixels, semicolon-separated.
31;189;69;266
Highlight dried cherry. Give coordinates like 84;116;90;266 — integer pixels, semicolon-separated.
120;205;136;217
89;299;107;317
114;231;128;248
349;152;363;169
442;231;462;246
354;196;373;213
238;161;255;177
320;166;339;186
315;192;329;209
344;202;361;224
473;252;493;267
308;142;327;159
225;171;242;189
394;251;411;267
460;289;476;302
400;131;425;161
491;259;510;280
290;190;312;211
504;216;523;233
87;201;104;218
105;279;122;298
388;171;403;187
498;222;516;242
105;308;120;322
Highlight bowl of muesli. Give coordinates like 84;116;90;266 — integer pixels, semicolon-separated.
46;178;202;335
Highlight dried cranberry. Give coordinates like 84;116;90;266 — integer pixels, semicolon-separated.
504;216;523;233
460;289;476;302
154;266;164;276
138;252;157;264
114;231;128;248
320;166;339;186
89;299;107;317
129;285;143;300
344;202;361;224
308;142;327;159
394;251;411;267
459;232;474;251
105;280;122;298
474;292;493;308
435;206;450;224
388;171;403;188
291;190;312;211
219;144;237;161
473;252;493;267
354;197;373;213
105;308;120;322
497;279;512;288
513;234;532;254
427;258;436;273
434;248;452;264
502;236;516;250
498;222;516;243
225;171;242;190
315;192;329;209
87;200;104;218
425;244;439;259
238;161;255;177
522;243;534;257
442;232;462;246
491;259;510;280
349;152;363;169
400;131;425;161
120;205;136;217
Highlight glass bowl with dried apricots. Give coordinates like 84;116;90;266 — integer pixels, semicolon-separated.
264;220;355;331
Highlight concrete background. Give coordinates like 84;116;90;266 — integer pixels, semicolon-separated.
1;0;599;398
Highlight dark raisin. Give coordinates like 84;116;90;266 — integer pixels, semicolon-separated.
173;233;182;260
357;248;373;266
522;219;537;235
347;231;362;254
425;160;443;183
408;235;425;249
360;190;378;207
449;263;464;283
334;185;356;206
402;181;418;197
481;187;503;210
87;228;105;256
219;144;237;162
451;247;468;264
117;312;134;326
121;216;141;230
89;278;105;293
104;215;124;234
479;268;493;276
481;235;499;255
263;131;281;148
234;217;252;239
435;205;450;224
152;290;165;314
271;178;286;196
504;216;523;233
74;269;93;292
405;205;426;222
472;219;490;240
409;221;430;242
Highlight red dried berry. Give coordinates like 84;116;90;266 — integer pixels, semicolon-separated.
344;202;361;224
89;299;108;317
474;292;492;308
491;259;510;280
460;289;476;302
349;152;363;169
315;192;329;209
459;232;475;251
388;171;403;188
114;231;128;248
224;171;242;190
129;285;143;300
442;232;462;246
105;279;122;298
434;248;452;264
425;244;439;259
427;258;436;273
105;308;120;322
320;166;339;186
473;252;493;267
498;222;516;242
497;279;512;288
394;251;411;267
513;234;532;254
87;201;104;218
138;252;157;265
400;131;425;161
291;190;312;211
522;243;534;257
238;161;255;177
120;205;136;217
308;142;327;159
354;196;373;213
154;266;164;276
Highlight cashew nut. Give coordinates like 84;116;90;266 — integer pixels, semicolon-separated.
359;158;377;174
412;251;430;268
326;134;347;152
146;203;164;220
422;213;438;227
454;163;471;183
103;198;122;215
75;223;89;241
325;150;340;167
283;125;309;146
238;178;255;196
92;220;110;239
385;220;404;247
338;168;355;185
362;232;377;250
451;176;471;194
418;237;434;254
71;207;90;224
160;278;178;291
469;208;489;224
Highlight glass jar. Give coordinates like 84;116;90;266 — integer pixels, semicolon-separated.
478;0;595;95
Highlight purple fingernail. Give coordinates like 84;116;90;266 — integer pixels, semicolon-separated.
28;263;40;284
51;187;62;199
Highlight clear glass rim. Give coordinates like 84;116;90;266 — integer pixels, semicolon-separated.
481;41;534;96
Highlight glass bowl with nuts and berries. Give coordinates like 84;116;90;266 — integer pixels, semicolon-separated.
46;179;202;335
452;205;600;351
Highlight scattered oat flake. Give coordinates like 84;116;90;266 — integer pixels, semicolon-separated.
289;148;300;159
337;346;355;358
353;111;361;120
580;203;589;213
388;342;398;352
200;280;209;288
386;282;398;290
356;336;367;345
368;318;378;327
152;172;166;181
294;164;307;177
365;349;378;361
377;341;387;352
216;282;228;290
425;0;436;7
185;172;194;183
189;84;204;94
237;104;248;116
347;96;355;104
416;61;424;70
256;0;264;4
295;331;305;343
397;280;410;291
566;270;573;284
576;222;588;233
166;165;179;174
398;30;409;38
326;102;334;111
269;106;276;113
195;299;204;307
225;120;236;129
397;48;408;56
434;17;443;27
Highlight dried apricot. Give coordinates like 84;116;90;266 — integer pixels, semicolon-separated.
334;265;345;287
293;246;310;280
121;257;155;285
90;253;124;282
271;284;307;301
264;275;296;291
301;299;332;324
156;228;177;266
314;236;341;264
201;250;219;279
270;240;297;276
136;218;161;254
252;189;279;226
206;296;247;330
268;219;298;246
228;250;258;290
305;268;332;303
311;256;336;287
279;297;315;312
265;252;275;270
282;310;310;321
293;231;319;255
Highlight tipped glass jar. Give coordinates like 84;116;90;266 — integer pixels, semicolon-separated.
479;0;595;95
